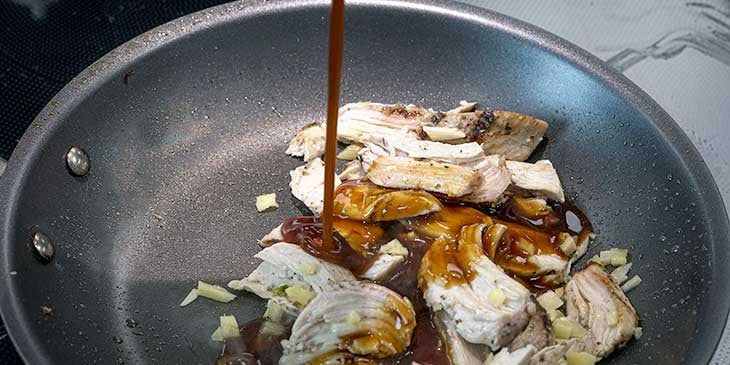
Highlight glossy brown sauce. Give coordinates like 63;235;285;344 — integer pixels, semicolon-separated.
321;0;345;250
334;180;443;222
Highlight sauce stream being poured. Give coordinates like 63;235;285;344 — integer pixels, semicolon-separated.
321;0;346;249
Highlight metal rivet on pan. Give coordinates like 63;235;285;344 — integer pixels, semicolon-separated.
66;146;90;176
32;231;55;264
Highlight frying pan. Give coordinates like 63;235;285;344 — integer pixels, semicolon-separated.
1;0;728;363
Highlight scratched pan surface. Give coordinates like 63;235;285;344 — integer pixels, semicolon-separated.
0;0;728;364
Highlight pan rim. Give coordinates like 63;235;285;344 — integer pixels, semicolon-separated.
0;0;727;363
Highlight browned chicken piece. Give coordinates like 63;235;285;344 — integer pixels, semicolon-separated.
564;263;639;357
366;155;481;197
509;301;554;352
478;111;549;162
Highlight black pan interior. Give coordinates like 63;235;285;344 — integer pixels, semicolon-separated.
1;0;728;364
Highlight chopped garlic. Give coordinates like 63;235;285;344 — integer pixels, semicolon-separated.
422;126;466;141
607;310;618;327
379;239;409;256
299;262;320;275
634;327;643;339
553;318;573;339
537;290;564;311
566;352;598;365
197;281;237;303
285;285;314;307
264;299;284;322
346;311;361;325
483;352;494;365
559;233;577;256
487;288;506;307
220;315;240;339
588;255;602;265
621;275;642;292
179;288;198;307
337;144;362;160
611;263;633;284
256;193;279;212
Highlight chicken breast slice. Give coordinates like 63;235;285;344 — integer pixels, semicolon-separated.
228;242;356;301
420;224;531;350
462;154;513;203
336;102;436;144
280;282;416;364
385;137;485;165
506;160;565;202
289;157;341;214
479;111;548;161
433;311;489;365
367;155;480;197
565;263;639;357
285;123;326;161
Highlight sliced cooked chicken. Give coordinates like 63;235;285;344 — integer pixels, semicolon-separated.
360;238;410;281
433;311;488;365
490;345;537;365
419;224;531;350
336;102;437;144
279;282;416;364
357;138;510;203
509;302;553;352
286;123;326;161
228;242;355;303
289;157;341;214
339;160;366;181
367;156;480;197
462;154;513;203
386;138;485;164
506;160;565;202
564;263;639;357
479;111;549;161
405;205;494;242
333;180;442;222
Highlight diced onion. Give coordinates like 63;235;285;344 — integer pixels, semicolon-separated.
483;352;494;365
611;263;633;284
264;299;284;322
285;285;314;307
547;309;565;322
337;144;362;160
610;248;628;266
537;290;564;311
422;126;466;141
621;275;642;292
197;281;237;303
553;318;573;339
211;326;223;342
179;288;199;307
570;323;587;338
559;233;577;256
219;315;240;339
299;263;320;275
380;239;409;256
566;352;598;365
487;288;506;307
256;193;279;212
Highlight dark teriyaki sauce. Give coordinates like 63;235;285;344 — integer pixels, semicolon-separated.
216;318;291;365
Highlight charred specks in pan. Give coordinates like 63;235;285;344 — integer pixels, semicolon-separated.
123;69;135;85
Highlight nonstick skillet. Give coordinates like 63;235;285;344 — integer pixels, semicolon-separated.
0;0;728;363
